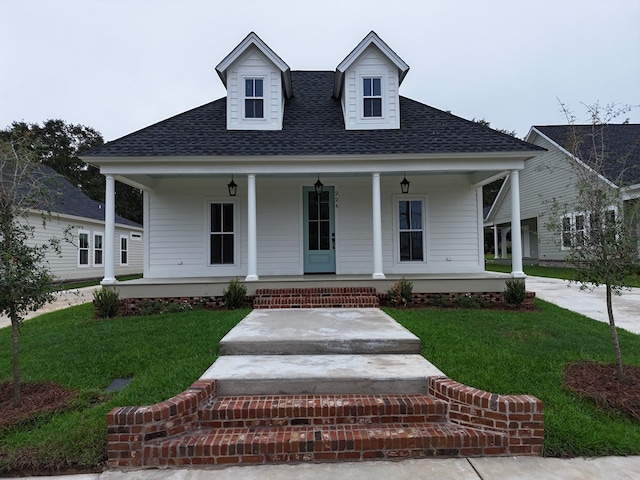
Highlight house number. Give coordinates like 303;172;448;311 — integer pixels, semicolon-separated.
335;189;339;208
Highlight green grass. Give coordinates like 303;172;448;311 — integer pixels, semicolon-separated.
2;301;640;471
386;302;640;457
0;304;248;473
485;263;640;287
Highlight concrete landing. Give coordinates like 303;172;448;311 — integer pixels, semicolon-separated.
219;308;421;355
201;353;444;395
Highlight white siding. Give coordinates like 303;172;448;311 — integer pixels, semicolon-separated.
24;212;142;281
342;46;401;130
145;175;483;278
226;47;284;130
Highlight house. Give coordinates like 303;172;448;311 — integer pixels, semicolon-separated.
25;166;143;282
81;31;544;301
486;124;640;263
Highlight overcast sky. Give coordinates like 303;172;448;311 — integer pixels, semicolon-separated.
2;0;639;142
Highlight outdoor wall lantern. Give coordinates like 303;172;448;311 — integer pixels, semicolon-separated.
400;173;410;194
314;175;324;196
227;175;238;197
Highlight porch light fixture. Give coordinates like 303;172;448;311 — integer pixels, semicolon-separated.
400;173;410;194
314;175;324;196
227;175;238;197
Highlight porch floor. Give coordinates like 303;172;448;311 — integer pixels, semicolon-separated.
109;272;515;299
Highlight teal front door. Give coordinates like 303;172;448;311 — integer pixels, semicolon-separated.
303;186;336;273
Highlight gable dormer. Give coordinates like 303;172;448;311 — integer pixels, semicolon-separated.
216;32;292;130
334;31;409;130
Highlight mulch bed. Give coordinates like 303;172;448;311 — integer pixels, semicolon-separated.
564;362;640;421
0;382;78;430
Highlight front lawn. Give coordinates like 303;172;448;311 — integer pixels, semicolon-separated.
1;301;639;473
387;302;640;457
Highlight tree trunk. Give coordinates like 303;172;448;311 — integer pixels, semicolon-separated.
11;309;21;406
606;283;625;381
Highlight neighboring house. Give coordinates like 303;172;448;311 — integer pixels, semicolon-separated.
486;124;640;263
82;31;543;299
25;166;143;281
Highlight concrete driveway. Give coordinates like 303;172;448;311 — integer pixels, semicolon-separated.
526;276;640;335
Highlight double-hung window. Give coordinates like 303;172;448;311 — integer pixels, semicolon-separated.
210;202;235;265
93;233;103;266
245;78;264;119
78;229;90;267
398;199;424;262
363;77;382;118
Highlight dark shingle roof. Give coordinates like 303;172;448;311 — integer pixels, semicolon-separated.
85;71;542;158
535;124;640;186
34;166;141;228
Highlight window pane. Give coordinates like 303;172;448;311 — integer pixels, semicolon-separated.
211;204;222;233
364;98;373;117
411;201;422;229
121;251;128;264
255;79;263;97
223;203;234;233
372;98;382;117
94;235;102;249
411;232;423;261
363;78;371;95
79;250;88;265
308;193;319;220
308;222;318;250
245;79;253;96
320;200;329;221
320;221;330;250
121;238;127;250
95;250;103;265
255;99;263;118
211;236;221;264
372;78;381;96
79;233;88;249
222;234;234;264
399;201;409;229
400;232;410;261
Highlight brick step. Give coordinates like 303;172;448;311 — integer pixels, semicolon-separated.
199;394;448;428
253;295;379;309
254;287;378;297
145;422;505;467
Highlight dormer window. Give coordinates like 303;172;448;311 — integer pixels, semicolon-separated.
363;77;382;117
244;78;264;119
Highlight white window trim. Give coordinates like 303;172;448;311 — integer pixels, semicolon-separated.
119;234;129;266
207;199;239;267
78;229;90;268
560;207;619;250
93;231;104;267
359;74;385;120
242;76;266;121
393;195;427;265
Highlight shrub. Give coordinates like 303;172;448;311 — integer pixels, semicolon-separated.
452;293;484;309
430;294;451;308
223;278;247;309
93;288;120;318
504;279;526;306
386;277;413;307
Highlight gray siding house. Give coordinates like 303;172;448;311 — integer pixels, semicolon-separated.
487;124;640;263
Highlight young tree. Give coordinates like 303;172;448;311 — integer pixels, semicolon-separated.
548;102;639;380
0;139;58;406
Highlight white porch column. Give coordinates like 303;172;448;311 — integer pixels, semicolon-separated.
101;175;117;285
501;228;509;259
509;170;525;277
371;172;385;279
493;226;499;259
245;174;259;281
